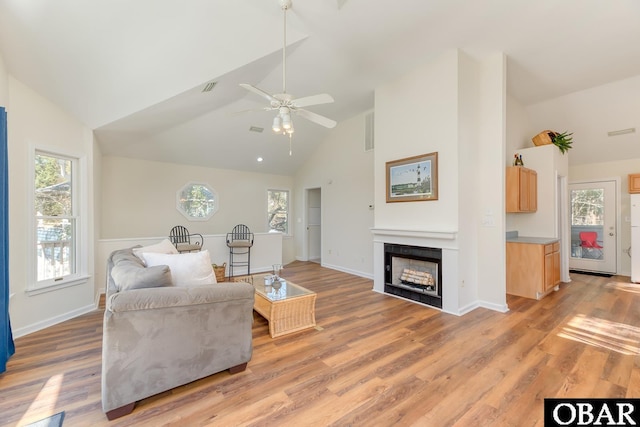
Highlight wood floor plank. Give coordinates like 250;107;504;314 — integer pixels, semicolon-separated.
1;264;640;426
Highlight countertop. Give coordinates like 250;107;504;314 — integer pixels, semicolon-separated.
506;236;559;245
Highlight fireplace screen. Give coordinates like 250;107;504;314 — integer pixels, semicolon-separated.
384;243;442;308
391;257;438;295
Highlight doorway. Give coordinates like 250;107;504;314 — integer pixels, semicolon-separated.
569;180;617;274
306;188;321;263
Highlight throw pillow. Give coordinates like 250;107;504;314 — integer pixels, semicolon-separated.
142;250;217;286
133;239;178;264
111;262;174;291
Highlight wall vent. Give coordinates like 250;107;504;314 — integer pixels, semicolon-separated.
364;111;375;151
202;81;217;92
607;128;635;137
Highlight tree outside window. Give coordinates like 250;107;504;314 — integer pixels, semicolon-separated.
571;189;604;226
268;190;289;234
35;152;76;281
177;183;218;220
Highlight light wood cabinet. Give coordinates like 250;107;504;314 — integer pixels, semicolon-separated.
629;173;640;193
506;241;560;299
506;167;537;213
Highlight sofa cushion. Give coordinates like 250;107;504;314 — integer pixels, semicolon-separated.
142;250;216;286
111;261;174;291
111;249;145;268
133;239;178;265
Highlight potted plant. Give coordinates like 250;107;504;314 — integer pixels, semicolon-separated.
532;130;573;154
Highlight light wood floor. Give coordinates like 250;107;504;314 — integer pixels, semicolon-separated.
1;262;640;426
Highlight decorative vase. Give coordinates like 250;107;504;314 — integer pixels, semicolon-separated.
532;130;555;146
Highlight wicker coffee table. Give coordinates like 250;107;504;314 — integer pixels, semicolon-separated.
246;274;317;338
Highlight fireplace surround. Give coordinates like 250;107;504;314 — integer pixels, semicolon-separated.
384;243;442;308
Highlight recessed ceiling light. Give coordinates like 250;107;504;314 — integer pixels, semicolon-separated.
257;157;263;162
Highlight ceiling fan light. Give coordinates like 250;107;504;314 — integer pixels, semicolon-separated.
272;116;282;133
286;126;294;135
282;113;292;130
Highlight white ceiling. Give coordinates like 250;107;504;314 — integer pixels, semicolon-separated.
1;0;640;174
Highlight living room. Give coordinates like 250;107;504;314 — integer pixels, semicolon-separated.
2;1;640;425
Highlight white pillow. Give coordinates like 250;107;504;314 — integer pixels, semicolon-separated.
133;239;178;264
142;250;216;286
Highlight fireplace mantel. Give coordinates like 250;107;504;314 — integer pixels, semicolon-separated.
371;228;457;241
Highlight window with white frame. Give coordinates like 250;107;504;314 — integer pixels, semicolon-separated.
176;182;218;221
267;189;289;234
33;150;82;289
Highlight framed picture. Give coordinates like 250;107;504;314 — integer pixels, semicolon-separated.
386;152;438;203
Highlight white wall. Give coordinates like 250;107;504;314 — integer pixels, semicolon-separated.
375;50;460;231
471;53;507;310
0;52;8;106
505;94;535;166
8;77;97;337
293;111;374;278
526;75;640;167
457;52;480;310
100;155;296;262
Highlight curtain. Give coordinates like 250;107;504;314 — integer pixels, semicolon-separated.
0;106;15;373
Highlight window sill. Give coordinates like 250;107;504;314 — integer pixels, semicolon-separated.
26;275;91;296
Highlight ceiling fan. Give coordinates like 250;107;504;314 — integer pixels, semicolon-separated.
238;0;337;139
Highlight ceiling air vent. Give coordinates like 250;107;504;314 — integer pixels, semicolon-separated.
202;81;217;92
249;126;264;133
607;128;635;137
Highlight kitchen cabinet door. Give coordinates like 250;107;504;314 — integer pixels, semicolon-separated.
629;173;640;193
506;167;537;213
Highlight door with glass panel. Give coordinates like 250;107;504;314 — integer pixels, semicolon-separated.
569;181;617;274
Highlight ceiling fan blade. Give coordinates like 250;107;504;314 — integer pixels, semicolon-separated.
295;109;337;129
291;93;334;108
239;83;279;104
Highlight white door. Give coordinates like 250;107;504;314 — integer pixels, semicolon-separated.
569;180;617;274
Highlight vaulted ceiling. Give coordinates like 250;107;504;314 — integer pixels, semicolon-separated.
1;0;639;174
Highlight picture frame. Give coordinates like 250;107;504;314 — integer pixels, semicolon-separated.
386;152;438;203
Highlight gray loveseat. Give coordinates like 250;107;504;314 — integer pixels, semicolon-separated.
101;248;254;420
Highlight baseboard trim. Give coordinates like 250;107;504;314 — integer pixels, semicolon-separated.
12;304;97;339
320;262;373;280
476;300;509;313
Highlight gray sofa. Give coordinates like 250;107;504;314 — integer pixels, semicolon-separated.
101;248;254;420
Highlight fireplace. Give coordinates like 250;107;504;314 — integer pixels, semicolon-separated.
384;243;442;309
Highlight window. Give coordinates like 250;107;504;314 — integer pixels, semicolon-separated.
176;182;218;221
267;189;289;234
33;151;82;288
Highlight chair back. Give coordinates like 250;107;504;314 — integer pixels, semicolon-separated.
226;224;254;248
230;224;251;241
579;231;598;248
169;225;191;245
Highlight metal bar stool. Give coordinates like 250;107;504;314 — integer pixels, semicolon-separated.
169;225;203;253
226;224;254;278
